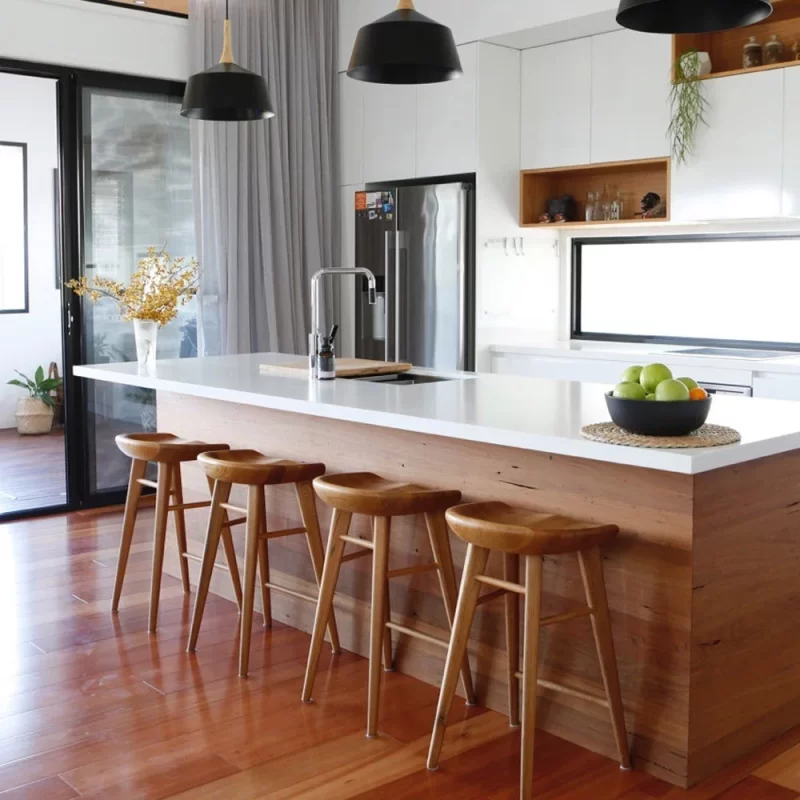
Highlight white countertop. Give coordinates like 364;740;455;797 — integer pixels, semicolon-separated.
74;353;800;475
490;340;800;375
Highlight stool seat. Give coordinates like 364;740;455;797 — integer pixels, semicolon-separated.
313;472;461;517
445;502;619;556
198;450;325;486
115;433;229;464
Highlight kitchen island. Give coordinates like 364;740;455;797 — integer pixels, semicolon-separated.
75;353;800;788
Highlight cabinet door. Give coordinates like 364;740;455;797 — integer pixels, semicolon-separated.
753;376;800;401
783;68;800;217
672;70;784;221
416;43;478;178
590;29;671;163
521;38;591;169
362;83;417;183
339;74;364;186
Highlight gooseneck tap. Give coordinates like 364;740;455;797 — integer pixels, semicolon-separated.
309;268;378;378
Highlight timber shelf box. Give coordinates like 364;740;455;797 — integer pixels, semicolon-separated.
519;157;671;229
674;0;800;81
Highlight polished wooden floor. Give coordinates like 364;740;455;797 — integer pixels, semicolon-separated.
1;508;800;798
0;428;66;516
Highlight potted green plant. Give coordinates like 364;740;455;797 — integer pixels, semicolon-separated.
8;366;63;435
670;50;711;165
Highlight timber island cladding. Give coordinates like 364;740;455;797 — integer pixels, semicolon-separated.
157;391;800;789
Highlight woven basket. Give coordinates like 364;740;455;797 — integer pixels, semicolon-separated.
16;398;54;436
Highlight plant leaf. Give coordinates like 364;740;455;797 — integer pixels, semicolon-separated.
38;379;62;391
7;380;29;390
34;366;44;386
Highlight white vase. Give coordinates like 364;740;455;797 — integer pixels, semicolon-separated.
134;319;159;366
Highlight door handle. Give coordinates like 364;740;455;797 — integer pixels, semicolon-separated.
395;231;402;363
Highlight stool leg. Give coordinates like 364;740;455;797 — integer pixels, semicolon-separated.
578;546;631;770
383;577;393;671
171;463;191;593
425;512;477;706
257;495;271;627
148;463;173;633
427;543;490;770
205;476;242;613
302;509;352;703
520;555;543;800
504;553;521;728
239;485;264;677
367;516;391;738
188;480;231;652
112;458;147;613
295;482;341;654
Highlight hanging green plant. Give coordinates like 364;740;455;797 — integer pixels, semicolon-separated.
669;50;710;165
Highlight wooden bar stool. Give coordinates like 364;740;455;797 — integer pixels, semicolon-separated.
188;450;340;678
114;433;241;633
302;472;476;738
427;501;630;799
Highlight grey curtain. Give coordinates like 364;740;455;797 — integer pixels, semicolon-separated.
189;0;339;356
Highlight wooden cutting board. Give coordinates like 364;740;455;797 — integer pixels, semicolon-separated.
260;358;413;378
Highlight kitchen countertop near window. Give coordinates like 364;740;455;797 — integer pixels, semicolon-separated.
75;353;800;475
490;340;800;375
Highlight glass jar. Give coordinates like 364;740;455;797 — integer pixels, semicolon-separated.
765;34;784;65
743;37;763;69
585;192;595;223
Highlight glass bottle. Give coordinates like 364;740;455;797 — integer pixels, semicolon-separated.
593;188;603;221
616;189;624;221
601;184;612;221
765;34;784;65
585;191;595;222
743;36;763;69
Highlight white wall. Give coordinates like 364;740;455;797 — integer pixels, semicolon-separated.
0;73;61;429
339;0;617;72
0;0;190;80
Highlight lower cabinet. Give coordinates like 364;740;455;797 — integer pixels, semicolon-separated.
491;353;625;383
753;375;800;401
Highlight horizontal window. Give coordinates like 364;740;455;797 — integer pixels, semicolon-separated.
572;235;800;350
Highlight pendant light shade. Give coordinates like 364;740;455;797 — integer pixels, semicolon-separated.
347;0;462;85
181;7;274;122
616;0;773;34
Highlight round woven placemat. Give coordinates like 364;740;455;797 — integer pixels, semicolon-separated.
581;422;741;449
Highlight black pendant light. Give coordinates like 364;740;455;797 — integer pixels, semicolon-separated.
616;0;773;34
181;0;274;121
348;0;462;85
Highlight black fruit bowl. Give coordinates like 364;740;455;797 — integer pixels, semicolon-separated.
605;392;712;437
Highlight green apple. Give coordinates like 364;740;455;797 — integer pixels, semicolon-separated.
655;379;690;402
621;365;643;383
613;381;647;400
645;393;656;401
677;377;699;391
640;363;673;394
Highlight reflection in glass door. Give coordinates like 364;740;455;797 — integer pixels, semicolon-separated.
0;72;67;517
79;77;196;501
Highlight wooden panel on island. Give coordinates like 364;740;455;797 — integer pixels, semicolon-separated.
673;0;800;81
520;157;671;228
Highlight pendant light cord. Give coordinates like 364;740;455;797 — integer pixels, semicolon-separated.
219;0;234;64
226;0;229;19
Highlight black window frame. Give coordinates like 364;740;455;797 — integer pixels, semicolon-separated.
0;140;29;315
571;233;800;353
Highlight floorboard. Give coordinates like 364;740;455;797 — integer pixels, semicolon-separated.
0;506;799;798
0;428;65;516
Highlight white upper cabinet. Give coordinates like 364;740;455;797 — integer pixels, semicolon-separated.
520;38;591;169
362;82;418;184
672;70;784;222
416;43;478;178
339;74;364;186
783;68;800;218
590;29;671;164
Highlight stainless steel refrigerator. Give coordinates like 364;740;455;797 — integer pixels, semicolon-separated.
353;180;476;372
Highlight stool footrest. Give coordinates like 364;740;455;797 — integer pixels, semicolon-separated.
475;575;526;595
476;588;506;607
169;500;211;512
221;502;247;516
222;516;247;528
137;478;162;491
340;535;374;550
341;549;372;563
513;673;610;708
541;607;593;627
264;581;317;604
182;551;229;571
387;562;439;580
260;527;307;541
385;620;448;650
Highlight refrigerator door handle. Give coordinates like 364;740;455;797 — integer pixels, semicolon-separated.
395;231;403;363
384;231;392;363
457;188;467;372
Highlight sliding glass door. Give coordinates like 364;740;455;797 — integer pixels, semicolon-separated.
77;75;196;502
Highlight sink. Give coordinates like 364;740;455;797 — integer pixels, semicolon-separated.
669;347;799;360
342;373;461;385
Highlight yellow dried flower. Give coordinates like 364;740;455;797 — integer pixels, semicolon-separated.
66;246;199;327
